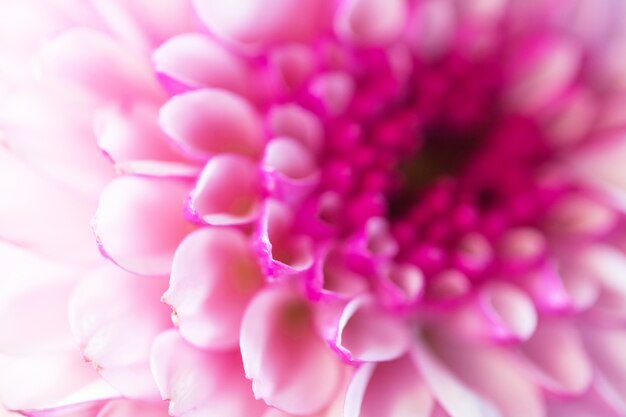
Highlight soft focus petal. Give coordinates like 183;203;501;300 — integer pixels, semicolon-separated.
193;0;330;46
68;266;170;399
159;89;264;160
188;154;262;225
518;318;593;394
240;286;344;415
345;356;434;417
93;176;194;275
150;330;265;417
163;227;263;349
39;27;161;101
153;33;251;95
334;295;410;362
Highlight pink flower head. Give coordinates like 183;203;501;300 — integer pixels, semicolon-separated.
2;0;626;417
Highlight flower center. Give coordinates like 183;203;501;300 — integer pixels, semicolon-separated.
289;43;571;301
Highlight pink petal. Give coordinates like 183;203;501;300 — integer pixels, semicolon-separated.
407;0;456;61
544;194;618;238
68;265;170;399
39;28;161;101
335;0;408;46
568;133;626;196
94;400;169;417
193;0;330;46
410;340;500;417
188;154;262;225
22;400;169;417
95;102;185;164
572;244;626;299
422;323;546;417
264;138;318;180
0;149;101;263
478;282;538;341
159;89;264;160
0;351;118;411
2;88;113;196
546;385;623;417
267;104;324;155
308;72;355;117
18;400;109;417
240;286;344;415
90;0;194;50
345;357;434;417
150;330;265;417
0;243;82;356
495;227;546;272
93;176;194;276
269;45;317;93
580;324;626;408
163;227;263;349
335;295;410;362
518;318;592;394
253;200;314;278
504;35;581;112
378;263;424;308
153;33;251;95
0;280;75;355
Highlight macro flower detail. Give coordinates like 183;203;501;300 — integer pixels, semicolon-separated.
2;1;626;417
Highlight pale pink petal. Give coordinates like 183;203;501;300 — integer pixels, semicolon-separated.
188;154;262;225
95;102;185;164
378;262;424;308
518;318;592;394
68;265;170;399
269;44;317;93
410;340;500;417
424;329;545;417
159;89;264;160
0;281;75;355
90;0;193;50
0;149;101;263
546;385;623;417
240;286;344;415
23;400;169;417
568;133;626;196
264;138;318;180
478;282;538;341
570;244;626;300
267;104;324;155
93;176;194;276
580;324;626;409
95;399;169;417
544;194;618;238
19;402;108;417
150;330;265;417
407;0;456;60
335;0;408;46
1;88;113;196
193;0;330;46
495;227;546;271
335;295;410;362
153;33;251;95
39;28;161;101
253;200;314;278
345;356;434;417
504;35;581;112
542;87;597;148
308;72;355;117
163;227;263;349
0;351;118;411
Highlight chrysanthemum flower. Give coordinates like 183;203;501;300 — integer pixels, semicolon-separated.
2;0;626;416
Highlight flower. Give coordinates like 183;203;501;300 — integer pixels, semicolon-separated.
2;0;626;416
